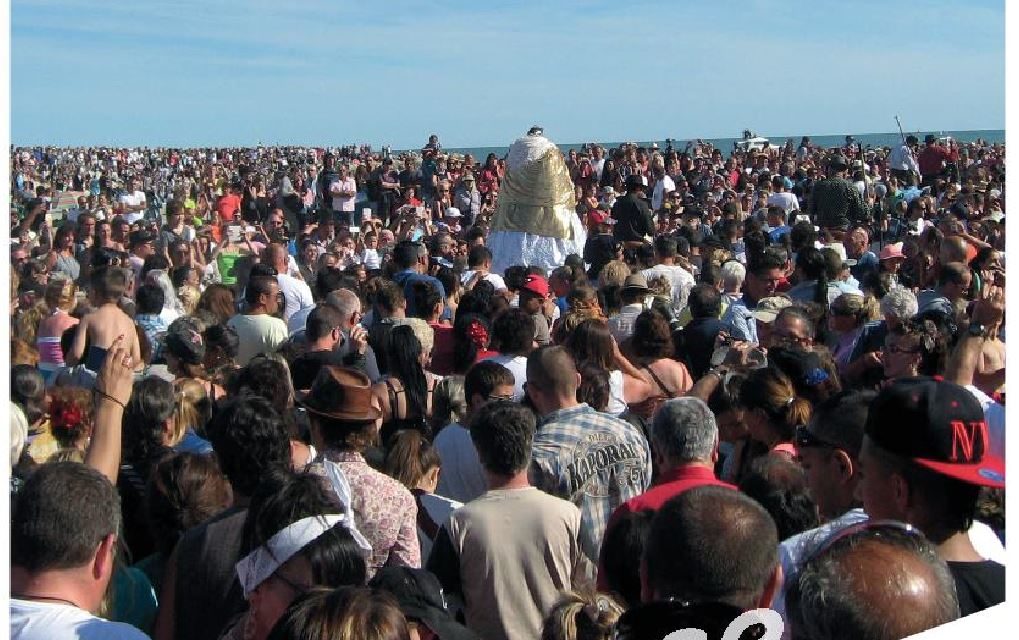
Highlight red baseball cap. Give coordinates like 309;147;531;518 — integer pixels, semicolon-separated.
864;377;1004;487
519;274;550;298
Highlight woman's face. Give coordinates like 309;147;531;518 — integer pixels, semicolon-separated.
743;407;772;446
250;555;313;640
715;408;747;443
883;333;921;379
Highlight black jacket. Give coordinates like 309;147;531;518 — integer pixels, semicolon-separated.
611;193;654;242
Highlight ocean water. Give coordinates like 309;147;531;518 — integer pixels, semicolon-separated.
416;129;1004;160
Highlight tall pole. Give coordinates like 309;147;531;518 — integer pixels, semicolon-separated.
895;115;906;144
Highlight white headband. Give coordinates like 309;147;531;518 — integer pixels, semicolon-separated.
235;461;372;598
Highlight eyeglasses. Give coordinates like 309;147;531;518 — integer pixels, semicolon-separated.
772;332;811;347
485;393;514;402
794;425;841;450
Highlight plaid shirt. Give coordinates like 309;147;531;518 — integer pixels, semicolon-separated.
135;313;168;363
529;403;652;563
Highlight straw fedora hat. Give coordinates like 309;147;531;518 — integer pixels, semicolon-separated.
297;365;382;423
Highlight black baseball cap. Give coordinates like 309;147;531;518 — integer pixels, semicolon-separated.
864;377;1004;487
369;567;479;640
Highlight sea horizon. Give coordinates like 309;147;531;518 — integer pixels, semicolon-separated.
11;128;1004;155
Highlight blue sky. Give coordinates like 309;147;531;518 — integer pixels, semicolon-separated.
11;0;1005;148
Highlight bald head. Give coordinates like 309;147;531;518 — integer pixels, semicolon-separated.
526;346;579;399
789;527;959;640
325;288;361;328
264;243;288;271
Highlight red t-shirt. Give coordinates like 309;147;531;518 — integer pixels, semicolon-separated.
596;465;734;590
428;323;456;376
217;193;242;221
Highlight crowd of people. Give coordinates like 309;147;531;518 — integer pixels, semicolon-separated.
9;131;1006;640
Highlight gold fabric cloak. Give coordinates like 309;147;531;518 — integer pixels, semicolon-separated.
489;148;579;241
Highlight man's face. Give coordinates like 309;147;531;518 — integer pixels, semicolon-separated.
747;268;782;300
946;273;973;301
264;282;282;315
268;210;285;229
79;217;96;237
436;237;455;257
519;289;544;315
796;445;846;520
302;244;317;263
470;383;515;414
769;314;812;349
856;438;904;521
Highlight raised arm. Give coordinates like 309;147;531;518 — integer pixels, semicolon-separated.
85;335;136;484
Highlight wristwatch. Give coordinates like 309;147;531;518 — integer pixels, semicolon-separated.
967;323;987;338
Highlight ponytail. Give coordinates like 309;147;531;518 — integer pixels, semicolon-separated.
384;430;441;491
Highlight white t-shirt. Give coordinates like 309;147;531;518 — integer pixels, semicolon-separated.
434;422;487;504
118;190;147;224
480;354;528;401
227;313;290;366
641;263;696;312
606;369;627;416
767;191;800;214
651;175;676;211
10;600;148;640
277;273;315;322
460;270;507;291
418;492;463;562
288;304;315;335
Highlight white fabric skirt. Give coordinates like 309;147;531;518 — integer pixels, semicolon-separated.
489;214;587;275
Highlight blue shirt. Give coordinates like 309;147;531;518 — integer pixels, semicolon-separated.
176;429;214;455
768;225;792;243
720;296;758;344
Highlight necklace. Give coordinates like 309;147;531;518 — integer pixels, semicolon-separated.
11;593;79;608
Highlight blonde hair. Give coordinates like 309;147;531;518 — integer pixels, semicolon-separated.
13;302;47;345
541;591;624;640
391;317;435;356
178;285;201;315
598;260;630;289
174;378;211;441
12;338;40;367
44;277;77;312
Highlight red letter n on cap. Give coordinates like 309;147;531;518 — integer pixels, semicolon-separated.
950;421;989;462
